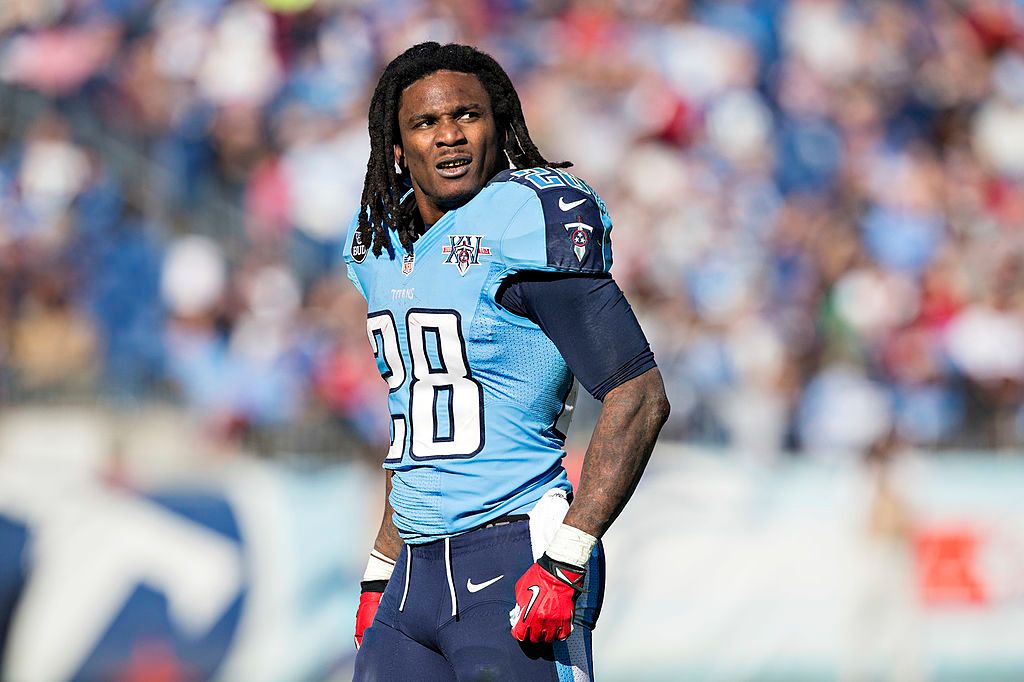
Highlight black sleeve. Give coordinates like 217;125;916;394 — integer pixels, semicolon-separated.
496;271;657;401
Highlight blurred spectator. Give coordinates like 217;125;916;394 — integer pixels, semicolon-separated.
9;269;97;396
3;0;1024;454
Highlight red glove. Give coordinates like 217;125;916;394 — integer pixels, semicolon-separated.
354;580;386;649
510;554;585;643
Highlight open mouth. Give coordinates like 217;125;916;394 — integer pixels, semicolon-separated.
436;156;472;178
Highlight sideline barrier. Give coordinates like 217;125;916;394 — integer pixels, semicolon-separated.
2;431;1023;680
598;446;1024;681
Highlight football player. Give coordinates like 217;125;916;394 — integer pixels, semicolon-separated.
346;42;670;681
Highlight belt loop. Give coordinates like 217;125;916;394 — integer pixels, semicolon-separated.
444;537;458;619
398;549;411;612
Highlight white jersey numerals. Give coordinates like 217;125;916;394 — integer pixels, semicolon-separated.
406;310;483;457
367;309;484;460
367;312;406;391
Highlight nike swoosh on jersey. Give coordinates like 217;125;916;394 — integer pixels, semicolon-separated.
558;197;587;211
466;575;504;593
522;585;541;621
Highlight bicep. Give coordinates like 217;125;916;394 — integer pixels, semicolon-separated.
497;272;656;401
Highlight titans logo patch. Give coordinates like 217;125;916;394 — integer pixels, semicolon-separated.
564;222;594;262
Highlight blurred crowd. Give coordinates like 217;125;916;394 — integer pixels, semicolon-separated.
2;0;1024;455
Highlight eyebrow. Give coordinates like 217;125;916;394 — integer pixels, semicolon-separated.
405;102;486;126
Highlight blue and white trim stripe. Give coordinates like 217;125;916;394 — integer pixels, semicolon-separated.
554;626;593;682
554;540;602;681
575;541;604;628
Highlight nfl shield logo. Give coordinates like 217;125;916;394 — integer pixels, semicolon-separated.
442;235;492;276
402;253;415;275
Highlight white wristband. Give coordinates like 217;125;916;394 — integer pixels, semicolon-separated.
362;550;396;582
545;523;597;568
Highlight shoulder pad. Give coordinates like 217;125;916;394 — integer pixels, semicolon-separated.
491;168;612;274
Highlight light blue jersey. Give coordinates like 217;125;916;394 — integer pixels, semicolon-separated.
344;167;614;544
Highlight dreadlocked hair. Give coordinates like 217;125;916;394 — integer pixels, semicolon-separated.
358;42;571;257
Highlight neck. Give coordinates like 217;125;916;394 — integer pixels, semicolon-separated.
415;201;446;228
415;214;431;237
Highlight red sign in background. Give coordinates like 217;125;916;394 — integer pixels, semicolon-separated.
915;526;987;606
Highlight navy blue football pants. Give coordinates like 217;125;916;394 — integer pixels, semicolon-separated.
353;518;603;681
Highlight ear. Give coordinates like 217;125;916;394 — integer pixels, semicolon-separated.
393;144;405;174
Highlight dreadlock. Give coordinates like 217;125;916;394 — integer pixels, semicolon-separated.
358;42;571;257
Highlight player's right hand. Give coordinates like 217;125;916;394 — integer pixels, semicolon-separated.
354;580;387;649
509;553;585;643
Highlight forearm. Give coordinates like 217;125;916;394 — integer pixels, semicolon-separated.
562;367;670;539
355;469;400;647
371;470;403;561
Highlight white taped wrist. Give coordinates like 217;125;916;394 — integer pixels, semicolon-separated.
545;523;597;568
362;550;396;582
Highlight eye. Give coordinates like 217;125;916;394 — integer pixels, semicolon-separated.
459;111;480;121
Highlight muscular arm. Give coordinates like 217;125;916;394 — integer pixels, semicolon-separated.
372;470;403;560
509;364;669;644
563;367;670;538
498;272;671;539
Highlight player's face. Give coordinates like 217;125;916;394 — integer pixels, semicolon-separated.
395;70;506;226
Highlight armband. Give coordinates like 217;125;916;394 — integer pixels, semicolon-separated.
362;549;397;582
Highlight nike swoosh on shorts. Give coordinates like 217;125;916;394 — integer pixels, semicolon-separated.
466;575;504;593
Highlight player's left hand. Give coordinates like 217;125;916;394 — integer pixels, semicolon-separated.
354;580;387;649
509;553;585;643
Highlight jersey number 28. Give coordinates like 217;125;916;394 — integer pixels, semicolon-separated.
366;309;484;460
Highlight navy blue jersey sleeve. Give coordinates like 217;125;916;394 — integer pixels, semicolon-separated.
497;272;656;401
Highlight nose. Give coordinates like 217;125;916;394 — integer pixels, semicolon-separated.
434;117;467;147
